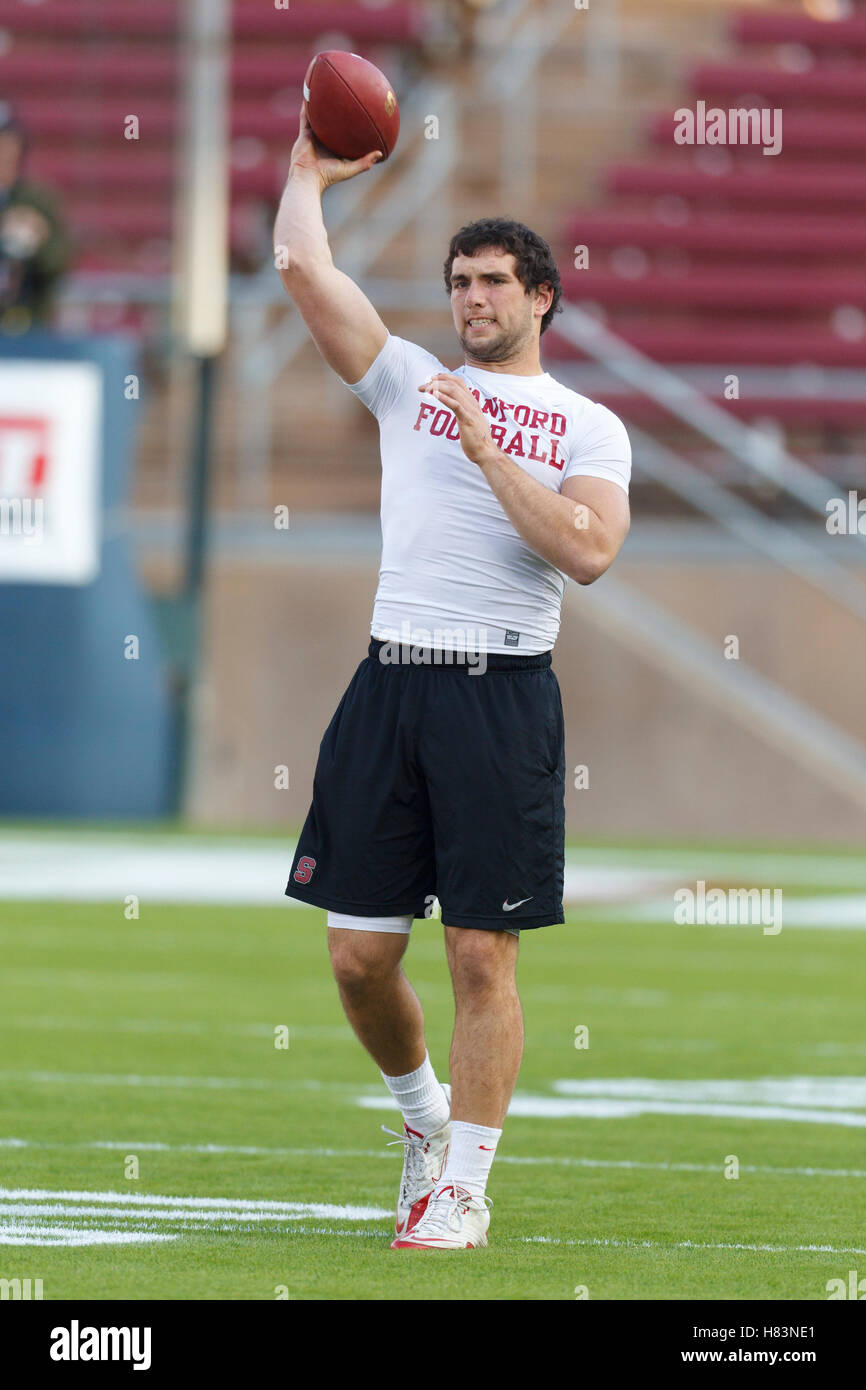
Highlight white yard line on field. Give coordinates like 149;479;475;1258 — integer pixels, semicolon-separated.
0;834;669;907
218;1226;866;1258
7;1067;866;1123
521;1236;866;1256
0;1188;390;1220
0;1187;392;1248
0;1014;352;1040
5;830;866;911
0;1137;387;1157
0;1202;389;1225
0;1070;360;1093
9;1217;857;1255
358;1074;866;1128
2;1136;865;1180
553;1076;866;1107
0;828;858;880
359;1098;866;1127
1;1185;857;1256
618;893;866;929
0;1224;178;1247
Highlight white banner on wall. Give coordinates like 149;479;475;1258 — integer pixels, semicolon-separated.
0;360;102;584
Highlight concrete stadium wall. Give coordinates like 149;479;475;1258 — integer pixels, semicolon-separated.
159;546;866;842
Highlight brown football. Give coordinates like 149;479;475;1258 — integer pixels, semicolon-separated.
303;50;400;162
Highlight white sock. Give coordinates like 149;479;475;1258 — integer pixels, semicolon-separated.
380;1052;450;1137
437;1120;502;1197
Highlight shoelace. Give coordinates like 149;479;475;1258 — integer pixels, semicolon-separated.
381;1124;427;1196
419;1186;493;1237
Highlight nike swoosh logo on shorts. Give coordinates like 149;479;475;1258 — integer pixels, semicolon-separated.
502;897;533;911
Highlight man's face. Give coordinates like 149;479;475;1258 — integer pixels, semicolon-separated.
0;131;23;190
449;248;550;364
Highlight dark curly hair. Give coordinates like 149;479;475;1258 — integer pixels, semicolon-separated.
443;218;563;335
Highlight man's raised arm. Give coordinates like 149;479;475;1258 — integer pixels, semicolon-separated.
273;105;388;384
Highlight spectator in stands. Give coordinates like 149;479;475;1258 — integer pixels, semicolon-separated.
0;103;69;333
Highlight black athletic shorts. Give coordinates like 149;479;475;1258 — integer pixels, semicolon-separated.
285;638;565;931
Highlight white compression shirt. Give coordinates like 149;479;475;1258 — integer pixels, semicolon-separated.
347;335;631;655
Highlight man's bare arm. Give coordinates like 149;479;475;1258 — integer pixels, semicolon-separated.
273;106;388;384
420;373;630;584
484;464;630;585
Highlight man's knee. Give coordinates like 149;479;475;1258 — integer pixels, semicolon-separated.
328;927;407;993
447;928;516;1000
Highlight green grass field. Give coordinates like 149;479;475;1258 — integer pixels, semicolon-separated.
1;850;865;1301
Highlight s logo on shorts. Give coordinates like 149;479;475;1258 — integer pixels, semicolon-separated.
293;855;317;884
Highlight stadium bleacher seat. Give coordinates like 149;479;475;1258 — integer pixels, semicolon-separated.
645;111;866;158
6;0;865;454
0;1;429;275
560;269;866;313
554;0;866;446
0;51;179;89
731;11;866;56
688;63;866;107
588;393;866;427
29;154;280;199
563;213;866;263
547;325;866;368
232;3;427;43
605;164;866;210
0;1;178;36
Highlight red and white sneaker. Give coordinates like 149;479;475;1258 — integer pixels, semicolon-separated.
383;1084;451;1237
390;1183;492;1250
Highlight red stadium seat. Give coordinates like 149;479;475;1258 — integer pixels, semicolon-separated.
13;100;177;141
0;49;310;92
645;110;866;159
0;1;179;36
563;213;866;262
232;3;427;42
0;0;426;41
731;10;866;55
229;56;312;88
10;97;305;144
688;63;866;108
0;49;179;89
606;163;866;210
588;393;866;428
560;269;866;313
30;153;283;198
546;325;866;368
6;0;426;281
63;202;172;240
556;8;866;444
